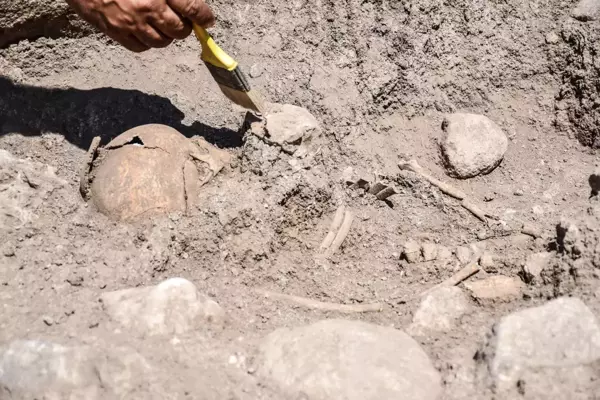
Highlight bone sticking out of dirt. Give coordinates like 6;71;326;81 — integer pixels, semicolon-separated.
319;205;346;251
258;290;383;313
325;210;354;257
399;159;488;222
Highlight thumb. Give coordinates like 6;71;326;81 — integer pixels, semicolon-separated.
169;0;215;28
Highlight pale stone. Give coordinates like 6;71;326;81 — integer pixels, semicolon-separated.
403;240;422;263
257;319;442;400
441;113;508;179
409;287;470;335
100;277;224;337
481;298;600;393
464;275;523;300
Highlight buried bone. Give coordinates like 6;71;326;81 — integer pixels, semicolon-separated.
398;159;488;222
81;124;230;221
319;205;354;257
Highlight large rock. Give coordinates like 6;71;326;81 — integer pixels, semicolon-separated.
256;319;441;400
100;277;224;337
479;297;600;395
0;340;150;399
440;113;508;179
246;103;321;156
572;0;600;21
409;286;470;335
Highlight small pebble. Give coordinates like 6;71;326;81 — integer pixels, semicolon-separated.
545;32;560;44
479;252;495;271
43;316;54;326
403;240;422;263
436;246;453;261
249;64;264;78
455;246;472;264
421;243;437;262
514;189;524;196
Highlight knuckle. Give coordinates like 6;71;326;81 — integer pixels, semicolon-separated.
135;0;158;12
182;0;199;16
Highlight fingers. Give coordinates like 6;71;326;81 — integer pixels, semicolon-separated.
134;24;174;48
168;0;215;27
66;0;213;53
149;6;192;39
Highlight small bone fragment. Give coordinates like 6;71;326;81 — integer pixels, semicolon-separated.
521;223;542;239
368;182;387;195
259;290;383;313
461;200;487;222
79;136;101;199
376;186;398;200
320;205;346;251
421;255;482;297
325;210;354;257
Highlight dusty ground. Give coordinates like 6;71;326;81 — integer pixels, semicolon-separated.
1;0;600;399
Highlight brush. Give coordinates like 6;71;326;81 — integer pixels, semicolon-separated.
193;24;265;114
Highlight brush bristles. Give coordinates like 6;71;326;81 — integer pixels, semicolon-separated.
216;84;266;114
203;61;265;113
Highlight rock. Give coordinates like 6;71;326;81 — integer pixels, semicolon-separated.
455;246;472;264
249;63;264;78
85;124;230;221
409;286;470;335
436;246;453;261
251;103;321;156
522;252;552;283
100;277;224;337
480;297;600;393
557;218;582;256
421;243;438;262
479;252;495;271
532;204;544;216
572;0;600;21
256;319;441;400
590;168;600;196
0;340;99;398
440;113;508;179
403;240;422;263
0;340;150;399
464;275;523;300
545;31;560;44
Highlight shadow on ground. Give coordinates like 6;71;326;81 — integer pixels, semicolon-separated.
0;76;242;149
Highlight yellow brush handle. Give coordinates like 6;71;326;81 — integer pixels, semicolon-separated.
192;24;238;71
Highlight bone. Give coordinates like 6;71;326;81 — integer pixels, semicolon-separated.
320;205;346;251
325;210;354;257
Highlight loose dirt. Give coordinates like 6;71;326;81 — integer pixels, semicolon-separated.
1;0;600;399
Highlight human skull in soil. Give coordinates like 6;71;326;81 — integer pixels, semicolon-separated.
80;124;230;221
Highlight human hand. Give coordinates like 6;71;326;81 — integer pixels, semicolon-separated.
66;0;215;52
